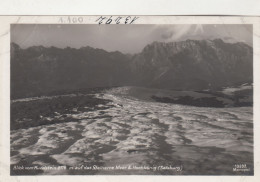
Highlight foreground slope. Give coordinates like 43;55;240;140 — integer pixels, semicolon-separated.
11;87;253;175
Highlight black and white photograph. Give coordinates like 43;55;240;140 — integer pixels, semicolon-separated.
10;22;254;175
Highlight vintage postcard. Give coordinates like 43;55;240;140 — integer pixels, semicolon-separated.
0;16;260;181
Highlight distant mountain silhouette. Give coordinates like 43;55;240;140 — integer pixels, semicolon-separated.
11;43;133;98
11;39;253;99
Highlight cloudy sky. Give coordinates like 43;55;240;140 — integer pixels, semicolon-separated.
11;24;252;54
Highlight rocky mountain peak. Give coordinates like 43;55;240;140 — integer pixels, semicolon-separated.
11;39;253;98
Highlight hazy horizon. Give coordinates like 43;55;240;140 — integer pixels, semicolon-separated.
11;24;252;54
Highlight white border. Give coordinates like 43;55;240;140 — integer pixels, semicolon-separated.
0;16;260;182
0;0;260;15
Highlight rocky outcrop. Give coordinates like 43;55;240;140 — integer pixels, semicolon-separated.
131;39;253;90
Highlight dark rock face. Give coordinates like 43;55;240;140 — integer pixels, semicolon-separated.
11;39;253;99
11;43;133;99
131;39;253;90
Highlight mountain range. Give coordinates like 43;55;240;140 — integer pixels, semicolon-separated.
11;39;253;99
